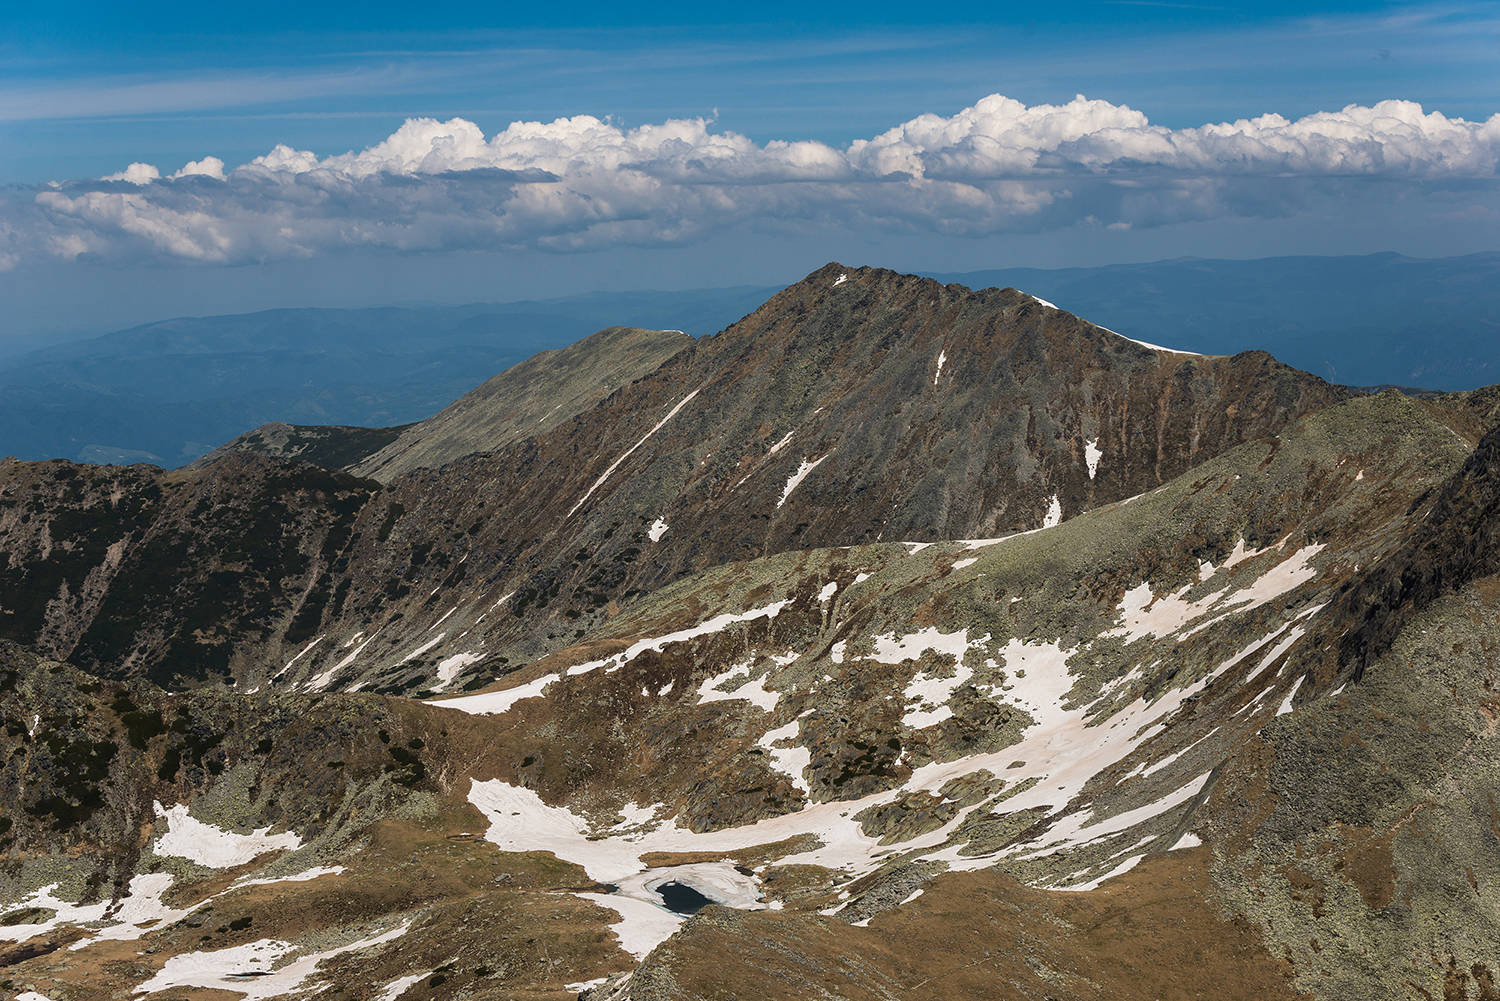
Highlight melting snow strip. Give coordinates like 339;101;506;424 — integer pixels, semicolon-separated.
778;455;828;508
1042;494;1062;529
232;866;345;889
1097;324;1203;356
431;651;484;692
397;633;446;666
569;388;702;517
378;972;432;1001
1;874;198;949
437;601;792;716
132;924;409;999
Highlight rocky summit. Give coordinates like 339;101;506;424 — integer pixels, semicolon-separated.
1;264;1497;1001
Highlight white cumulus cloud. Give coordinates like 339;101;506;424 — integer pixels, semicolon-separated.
171;156;226;180
100;162;161;185
4;93;1497;266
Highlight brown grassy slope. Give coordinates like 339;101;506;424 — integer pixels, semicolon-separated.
628;849;1306;1001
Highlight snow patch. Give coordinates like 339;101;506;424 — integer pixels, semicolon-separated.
1220;538;1262;569
1100;325;1203;356
759;720;810;793
437;601;791;716
1276;675;1306;716
619;802;661;826
0;874;200;948
378;972;432;1001
398;633;446;666
778;455;828;508
934;350;946;385
1123;729;1215;780
132;924;409;999
1042;494;1062;529
648;518;670;542
311;628;381;690
430;651;483;693
573;892;683;960
868;627;980;666
1085;438;1102;480
697;664;779;712
1059;852;1147;892
903;659;975;729
1103;546;1323;647
277;635;325;678
232;866;345;889
432;670;558;716
152;802;301;868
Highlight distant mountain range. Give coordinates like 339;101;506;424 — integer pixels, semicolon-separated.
0;287;777;464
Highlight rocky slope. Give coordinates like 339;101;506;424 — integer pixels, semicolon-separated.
350;326;696;483
0;264;1344;693
3;387;1499;1000
195;326;694;484
184;422;412;474
7;265;1498;1001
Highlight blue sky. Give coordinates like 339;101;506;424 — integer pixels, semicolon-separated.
2;0;1498;346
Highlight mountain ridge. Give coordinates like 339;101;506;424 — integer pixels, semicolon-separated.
0;263;1347;694
3;263;1498;1001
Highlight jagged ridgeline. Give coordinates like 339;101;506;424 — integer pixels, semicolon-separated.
5;264;1500;1001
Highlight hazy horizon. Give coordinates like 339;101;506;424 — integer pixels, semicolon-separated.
3;0;1497;351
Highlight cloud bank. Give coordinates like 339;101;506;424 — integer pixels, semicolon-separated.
4;94;1498;267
